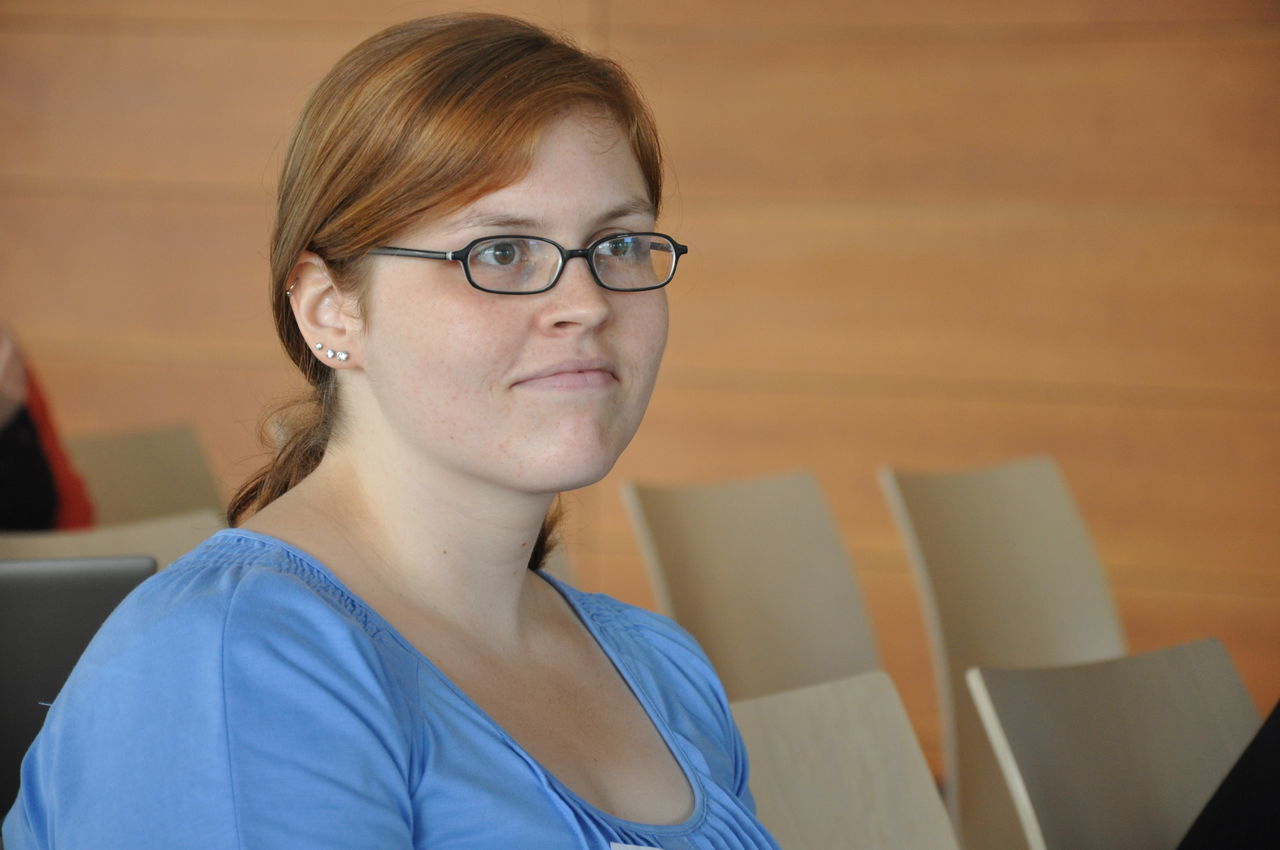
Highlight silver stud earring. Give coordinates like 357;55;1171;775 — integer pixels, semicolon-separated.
314;342;347;363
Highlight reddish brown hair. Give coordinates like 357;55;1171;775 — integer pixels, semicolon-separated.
228;14;664;569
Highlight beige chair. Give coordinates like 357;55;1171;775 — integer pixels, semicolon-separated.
733;670;960;850
0;508;225;569
967;638;1260;850
879;455;1126;850
622;471;878;701
66;424;223;525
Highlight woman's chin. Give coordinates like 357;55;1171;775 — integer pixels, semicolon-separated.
516;430;633;494
522;450;623;495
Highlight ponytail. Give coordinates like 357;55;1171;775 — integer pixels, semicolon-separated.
226;379;335;526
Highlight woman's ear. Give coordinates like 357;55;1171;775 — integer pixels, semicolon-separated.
287;251;362;367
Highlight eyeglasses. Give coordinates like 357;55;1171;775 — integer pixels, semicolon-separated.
367;232;687;295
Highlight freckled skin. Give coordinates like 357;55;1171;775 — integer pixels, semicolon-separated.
342;111;668;498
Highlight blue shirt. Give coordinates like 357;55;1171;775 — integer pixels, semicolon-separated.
3;530;779;849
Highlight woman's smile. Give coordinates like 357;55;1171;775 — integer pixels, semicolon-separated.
511;358;618;391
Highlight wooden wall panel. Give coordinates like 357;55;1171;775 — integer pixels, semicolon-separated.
0;0;591;28
0;191;274;351
7;196;1277;397
0;3;596;192
611;33;1280;205
25;355;303;500
664;202;1280;392
14;0;1274;30
0;28;362;190
587;383;1280;575
610;1;1280;30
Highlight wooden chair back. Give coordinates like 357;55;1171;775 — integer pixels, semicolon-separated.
733;671;960;850
622;471;878;701
967;638;1260;850
66;424;222;524
880;455;1126;849
0;508;224;569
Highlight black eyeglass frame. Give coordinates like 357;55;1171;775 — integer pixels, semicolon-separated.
367;231;688;295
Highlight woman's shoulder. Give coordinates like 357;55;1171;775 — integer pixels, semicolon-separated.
113;530;362;632
15;531;421;849
70;529;412;699
36;529;419;782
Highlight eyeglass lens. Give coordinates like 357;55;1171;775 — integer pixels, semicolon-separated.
467;234;678;293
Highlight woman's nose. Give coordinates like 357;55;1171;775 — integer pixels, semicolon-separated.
539;255;611;331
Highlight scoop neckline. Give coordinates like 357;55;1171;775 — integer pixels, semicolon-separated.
215;528;709;836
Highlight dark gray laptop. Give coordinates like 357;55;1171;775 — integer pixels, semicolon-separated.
1;555;156;808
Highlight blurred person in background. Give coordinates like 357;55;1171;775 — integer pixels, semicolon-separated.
0;325;92;530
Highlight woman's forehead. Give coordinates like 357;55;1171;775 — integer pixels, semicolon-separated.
409;115;653;238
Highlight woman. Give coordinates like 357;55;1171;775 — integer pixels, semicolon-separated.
3;14;778;849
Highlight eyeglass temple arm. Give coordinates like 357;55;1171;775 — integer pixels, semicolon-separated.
367;247;457;261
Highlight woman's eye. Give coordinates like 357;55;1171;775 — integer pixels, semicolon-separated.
601;236;641;258
476;241;522;266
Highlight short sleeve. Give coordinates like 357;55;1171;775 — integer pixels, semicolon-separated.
5;563;418;849
220;569;418;848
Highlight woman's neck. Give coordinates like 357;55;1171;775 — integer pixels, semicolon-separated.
241;442;557;649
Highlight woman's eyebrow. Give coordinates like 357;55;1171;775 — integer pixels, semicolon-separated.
453;212;539;231
452;198;657;234
593;198;658;225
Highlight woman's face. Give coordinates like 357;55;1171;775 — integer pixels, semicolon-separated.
345;109;669;497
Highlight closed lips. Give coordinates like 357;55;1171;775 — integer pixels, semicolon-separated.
513;360;616;388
